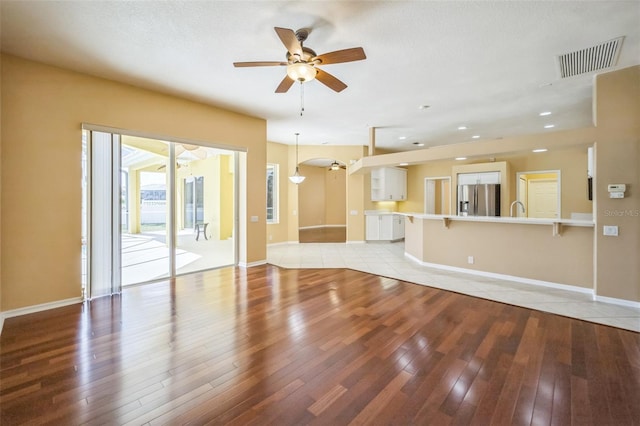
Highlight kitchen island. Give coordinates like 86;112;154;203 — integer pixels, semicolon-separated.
402;214;595;292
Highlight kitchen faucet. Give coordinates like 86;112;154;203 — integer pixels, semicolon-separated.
510;200;526;217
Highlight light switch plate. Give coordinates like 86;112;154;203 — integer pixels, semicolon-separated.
250;215;259;222
603;225;618;236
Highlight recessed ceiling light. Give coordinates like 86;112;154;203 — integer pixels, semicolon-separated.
539;111;552;116
544;124;555;129
398;136;407;140
455;157;467;161
412;142;425;147
457;126;467;130
532;148;548;153
321;141;329;145
472;135;480;139
399;162;409;166
418;105;430;110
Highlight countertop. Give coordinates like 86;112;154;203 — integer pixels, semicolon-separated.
400;213;594;227
364;210;405;216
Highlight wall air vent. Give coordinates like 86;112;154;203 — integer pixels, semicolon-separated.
557;36;624;78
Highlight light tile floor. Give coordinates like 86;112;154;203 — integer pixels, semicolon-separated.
267;242;640;332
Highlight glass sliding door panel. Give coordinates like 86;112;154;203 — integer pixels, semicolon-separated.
120;137;171;286
175;146;236;275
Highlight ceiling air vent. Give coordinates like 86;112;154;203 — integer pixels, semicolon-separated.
557;36;624;78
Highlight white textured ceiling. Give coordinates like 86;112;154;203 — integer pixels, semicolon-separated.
2;1;639;151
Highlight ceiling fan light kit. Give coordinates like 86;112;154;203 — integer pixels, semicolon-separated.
330;161;342;171
287;62;317;82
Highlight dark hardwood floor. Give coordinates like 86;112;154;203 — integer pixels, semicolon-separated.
1;265;639;425
299;226;346;243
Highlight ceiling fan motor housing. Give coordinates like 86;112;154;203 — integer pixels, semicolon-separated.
286;47;318;64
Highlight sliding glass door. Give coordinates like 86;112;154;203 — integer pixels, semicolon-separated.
84;129;237;297
120;139;171;286
174;146;236;275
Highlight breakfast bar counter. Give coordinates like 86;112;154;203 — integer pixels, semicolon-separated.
402;214;595;291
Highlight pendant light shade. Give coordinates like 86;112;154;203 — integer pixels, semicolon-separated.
289;133;306;184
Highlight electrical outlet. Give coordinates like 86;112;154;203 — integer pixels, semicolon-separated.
468;256;474;264
269;235;272;241
603;225;619;236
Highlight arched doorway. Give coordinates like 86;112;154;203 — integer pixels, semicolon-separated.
297;158;347;243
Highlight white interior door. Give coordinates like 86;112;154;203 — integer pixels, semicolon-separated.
528;179;558;218
425;179;436;214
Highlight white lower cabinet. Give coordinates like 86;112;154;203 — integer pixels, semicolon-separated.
392;215;405;240
366;214;405;241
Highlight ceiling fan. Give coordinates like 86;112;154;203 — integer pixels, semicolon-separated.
328;160;346;171
233;27;366;93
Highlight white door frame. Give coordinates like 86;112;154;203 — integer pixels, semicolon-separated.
515;170;561;219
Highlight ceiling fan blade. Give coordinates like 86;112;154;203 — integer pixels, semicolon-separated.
233;61;287;67
275;75;295;93
315;68;348;92
314;47;366;65
274;27;303;58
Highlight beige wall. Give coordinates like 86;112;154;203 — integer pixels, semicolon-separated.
405;217;593;288
298;165;326;228
325;168;346;225
1;54;266;311
297;164;347;228
593;66;640;302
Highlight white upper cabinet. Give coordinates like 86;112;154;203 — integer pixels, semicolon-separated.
457;171;501;185
371;167;407;201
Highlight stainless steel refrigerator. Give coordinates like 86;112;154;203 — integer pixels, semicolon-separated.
457;184;501;216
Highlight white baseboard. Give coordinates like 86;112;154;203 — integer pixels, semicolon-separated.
239;259;267;268
1;297;84;334
404;252;594;296
594;294;640;309
267;241;292;247
298;225;346;230
346;240;366;244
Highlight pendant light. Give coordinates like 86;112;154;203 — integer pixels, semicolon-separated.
289;133;306;184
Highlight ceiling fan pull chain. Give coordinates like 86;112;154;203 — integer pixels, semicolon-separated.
300;81;305;116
